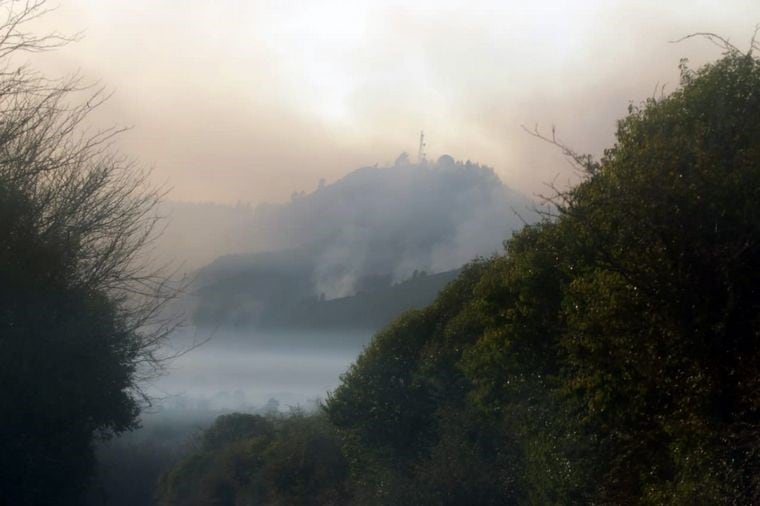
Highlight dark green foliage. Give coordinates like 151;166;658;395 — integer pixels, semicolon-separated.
323;261;526;505
0;183;143;505
326;51;760;504
161;52;760;504
87;416;203;506
0;6;170;501
327;309;440;456
157;412;350;506
201;413;275;451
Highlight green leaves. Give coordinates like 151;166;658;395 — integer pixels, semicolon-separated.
325;51;760;504
161;51;760;505
157;413;350;506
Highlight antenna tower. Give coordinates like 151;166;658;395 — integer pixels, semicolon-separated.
417;130;426;164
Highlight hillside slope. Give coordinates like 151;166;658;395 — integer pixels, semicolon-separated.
192;155;534;331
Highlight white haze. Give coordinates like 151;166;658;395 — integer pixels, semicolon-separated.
148;328;367;414
167;156;536;299
24;1;760;207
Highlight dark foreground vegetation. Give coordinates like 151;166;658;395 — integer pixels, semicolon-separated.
159;51;760;504
0;2;175;504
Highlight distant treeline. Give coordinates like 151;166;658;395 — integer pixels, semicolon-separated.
194;260;460;332
157;52;760;505
189;153;537;333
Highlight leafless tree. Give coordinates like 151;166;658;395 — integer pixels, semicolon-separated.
0;0;185;402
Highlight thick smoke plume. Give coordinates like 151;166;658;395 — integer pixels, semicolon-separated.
247;155;535;298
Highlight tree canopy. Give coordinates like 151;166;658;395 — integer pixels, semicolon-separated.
161;48;760;505
331;49;760;504
157;47;760;504
0;2;176;503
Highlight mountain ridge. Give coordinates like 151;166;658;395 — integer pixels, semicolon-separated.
190;156;536;331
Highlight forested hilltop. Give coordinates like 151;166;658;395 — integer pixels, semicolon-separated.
191;157;534;332
159;51;760;505
194;260;460;332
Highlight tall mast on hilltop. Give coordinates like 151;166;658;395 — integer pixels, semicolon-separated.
417;130;426;164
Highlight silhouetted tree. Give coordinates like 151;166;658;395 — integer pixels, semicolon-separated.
0;2;178;503
326;46;760;504
157;412;350;506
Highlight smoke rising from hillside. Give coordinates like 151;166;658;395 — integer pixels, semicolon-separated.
24;1;760;206
244;155;535;298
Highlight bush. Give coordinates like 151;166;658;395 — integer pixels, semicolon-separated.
0;2;177;503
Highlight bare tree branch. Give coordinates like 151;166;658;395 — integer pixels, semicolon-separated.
670;32;742;55
0;0;186;403
521;124;599;176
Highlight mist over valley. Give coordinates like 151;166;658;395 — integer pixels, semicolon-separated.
152;154;536;412
4;2;759;504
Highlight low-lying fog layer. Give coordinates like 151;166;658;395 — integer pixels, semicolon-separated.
90;328;370;504
146;328;369;417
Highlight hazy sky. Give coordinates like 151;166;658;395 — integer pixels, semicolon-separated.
29;0;760;204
